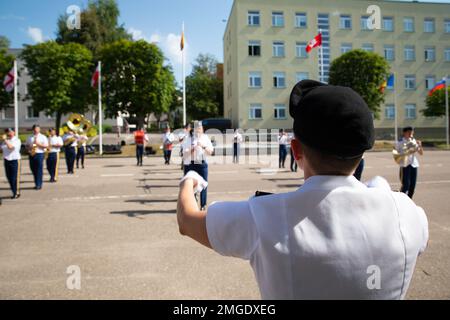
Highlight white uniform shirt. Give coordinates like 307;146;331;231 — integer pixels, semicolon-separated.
163;132;175;146
234;132;243;144
206;175;428;300
279;134;288;146
396;138;420;168
48;136;64;153
181;134;214;165
78;135;88;147
63;133;78;148
1;136;21;161
26;133;49;154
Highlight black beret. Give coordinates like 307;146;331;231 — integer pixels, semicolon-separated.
5;128;13;133
289;80;375;159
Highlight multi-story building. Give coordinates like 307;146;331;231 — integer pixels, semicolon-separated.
223;0;450;138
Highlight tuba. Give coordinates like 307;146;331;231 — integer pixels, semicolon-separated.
62;114;94;146
392;139;419;166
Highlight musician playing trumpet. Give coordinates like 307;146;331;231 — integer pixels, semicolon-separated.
396;127;424;199
26;124;49;190
62;129;78;174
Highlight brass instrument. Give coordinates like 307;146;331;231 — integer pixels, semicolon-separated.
29;136;38;157
392;139;420;166
62;113;94;146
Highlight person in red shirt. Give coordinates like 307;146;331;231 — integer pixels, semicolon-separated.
134;127;149;166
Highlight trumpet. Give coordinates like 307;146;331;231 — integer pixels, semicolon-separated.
29;137;38;157
392;139;420;166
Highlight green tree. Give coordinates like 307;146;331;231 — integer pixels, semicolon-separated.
56;0;131;58
99;39;176;128
21;41;94;131
329;49;390;119
0;42;15;110
186;54;224;121
0;36;11;50
422;86;449;118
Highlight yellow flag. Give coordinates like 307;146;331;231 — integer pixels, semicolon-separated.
180;31;185;51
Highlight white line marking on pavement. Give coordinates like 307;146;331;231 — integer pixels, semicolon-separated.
100;174;135;177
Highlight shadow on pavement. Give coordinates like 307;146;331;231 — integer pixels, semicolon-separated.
110;209;176;217
125;199;177;204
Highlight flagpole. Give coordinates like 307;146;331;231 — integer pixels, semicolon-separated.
319;29;324;83
393;72;398;142
13;60;18;134
445;75;449;148
182;22;187;126
98;61;103;156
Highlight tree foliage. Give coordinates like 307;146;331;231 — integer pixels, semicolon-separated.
0;36;11;50
186;53;223;121
0;40;15;110
56;0;131;58
21;41;94;130
99;39;176;128
422;86;449;118
329;49;390;119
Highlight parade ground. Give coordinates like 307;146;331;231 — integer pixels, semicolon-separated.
0;150;449;300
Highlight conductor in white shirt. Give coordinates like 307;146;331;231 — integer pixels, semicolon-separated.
176;80;428;300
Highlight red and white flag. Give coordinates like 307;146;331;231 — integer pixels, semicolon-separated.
91;64;100;88
3;66;14;93
306;33;322;53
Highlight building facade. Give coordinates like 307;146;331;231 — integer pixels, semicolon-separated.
223;0;450;139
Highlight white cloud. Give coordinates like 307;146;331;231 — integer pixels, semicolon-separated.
27;27;44;43
128;27;148;41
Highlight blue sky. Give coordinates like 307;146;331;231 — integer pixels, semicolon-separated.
0;0;448;84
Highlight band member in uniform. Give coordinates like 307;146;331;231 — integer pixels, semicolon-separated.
163;127;175;165
288;132;298;172
177;80;429;300
1;128;21;199
134;127;149;166
63;129;78;174
178;123;191;170
76;133;88;169
47;128;63;183
26;125;48;190
181;121;214;211
233;129;243;164
278;129;288;169
396;127;423;199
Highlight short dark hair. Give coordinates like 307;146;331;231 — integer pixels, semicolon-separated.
5;128;13;133
299;141;362;175
403;126;414;133
32;124;40;130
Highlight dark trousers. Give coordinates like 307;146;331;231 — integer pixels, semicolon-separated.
136;145;144;165
233;143;240;163
290;147;298;172
184;162;208;208
401;165;418;199
353;158;365;181
164;150;172;164
65;147;76;173
30;153;44;188
4;159;20;197
46;152;59;182
76;146;85;168
279;145;287;168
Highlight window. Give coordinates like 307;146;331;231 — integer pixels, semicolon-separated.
249;72;262;88
295;13;307;28
272;12;284;27
296;72;309;83
274;104;287;119
403;17;414;32
405;104;417;120
445;19;450;33
248;11;260;26
341;43;352;54
27;106;40;119
361;16;370;30
385;105;396;120
424;18;435;33
296;42;307;58
248;40;261;56
249;104;262;120
445;48;450;62
273;72;286;88
1;107;14;120
405;75;416;90
425;76;436;90
272;41;285;57
404;46;415;61
362;43;374;53
384;45;395;61
383;17;394;32
340;15;352;29
425;47;436;62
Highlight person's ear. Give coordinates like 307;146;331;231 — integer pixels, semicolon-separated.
290;138;303;161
